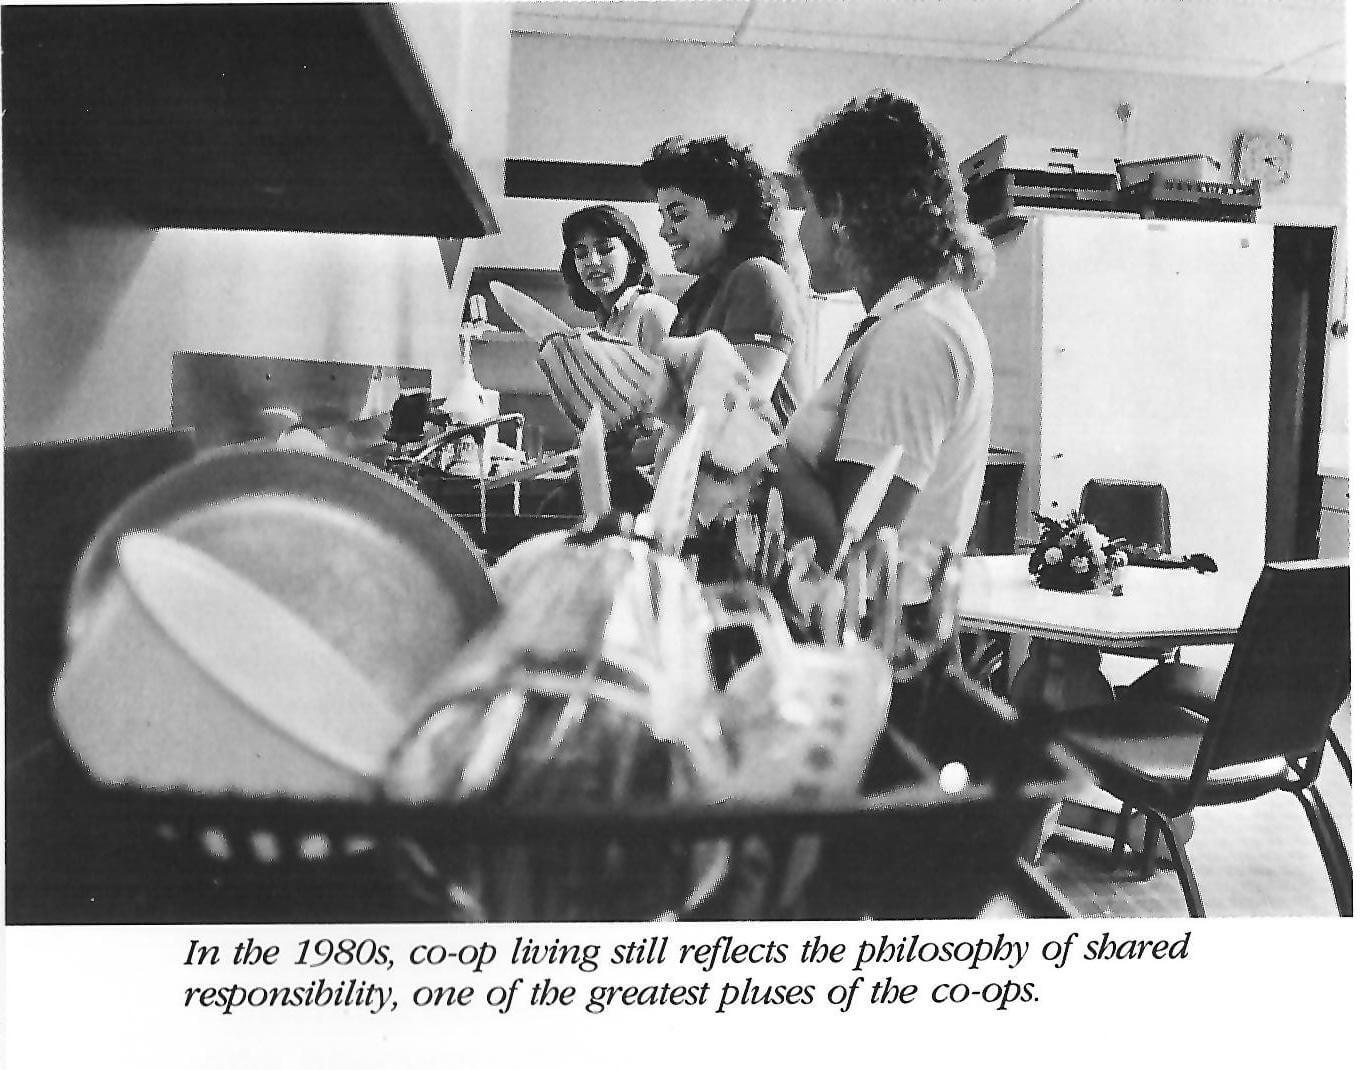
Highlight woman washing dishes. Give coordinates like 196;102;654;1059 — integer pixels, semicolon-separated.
642;134;809;423
777;91;995;623
560;204;676;355
558;205;677;510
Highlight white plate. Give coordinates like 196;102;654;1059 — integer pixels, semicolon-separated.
58;445;498;795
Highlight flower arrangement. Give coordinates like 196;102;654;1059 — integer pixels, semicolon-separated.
1027;511;1130;593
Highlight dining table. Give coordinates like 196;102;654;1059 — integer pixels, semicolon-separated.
956;554;1263;852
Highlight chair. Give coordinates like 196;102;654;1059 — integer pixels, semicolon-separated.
1079;478;1172;554
1127;661;1352;785
1080;478;1178;665
1055;559;1351;917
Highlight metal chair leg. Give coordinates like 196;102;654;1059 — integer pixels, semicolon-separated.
1329;730;1352;784
1111;804;1135;868
1295;784;1353;917
1139;814;1160;879
1153;811;1205;917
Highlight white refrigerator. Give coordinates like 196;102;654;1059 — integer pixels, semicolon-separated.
968;212;1274;580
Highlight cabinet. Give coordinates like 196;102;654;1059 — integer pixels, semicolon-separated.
1;3;497;239
968;214;1274;578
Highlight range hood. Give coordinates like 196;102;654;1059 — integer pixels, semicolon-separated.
1;3;499;239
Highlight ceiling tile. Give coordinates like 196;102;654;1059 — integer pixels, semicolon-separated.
1008;45;1269;80
1031;0;1344;69
737;26;1007;62
514;1;750;29
512;0;1345;84
741;0;1080;50
512;13;739;44
1267;40;1345;83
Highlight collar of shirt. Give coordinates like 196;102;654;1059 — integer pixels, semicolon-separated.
869;276;935;320
596;286;641;329
827;277;935;382
672;273;724;336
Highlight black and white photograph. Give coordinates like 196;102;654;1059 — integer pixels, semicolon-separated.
1;0;1357;1062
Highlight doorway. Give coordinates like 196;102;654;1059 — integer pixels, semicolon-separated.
1266;225;1334;562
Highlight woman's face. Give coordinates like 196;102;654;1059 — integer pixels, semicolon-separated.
655;187;732;276
569;229;634;302
796;183;849;295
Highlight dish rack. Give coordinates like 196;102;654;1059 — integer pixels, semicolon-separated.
13;670;1083;924
389;412;585;558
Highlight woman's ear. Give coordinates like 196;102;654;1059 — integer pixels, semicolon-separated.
830;197;854;260
829;195;868;288
720;208;739;233
831;193;848;233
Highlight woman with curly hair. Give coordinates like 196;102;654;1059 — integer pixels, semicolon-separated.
641;134;808;420
776;90;995;611
559;204;676;354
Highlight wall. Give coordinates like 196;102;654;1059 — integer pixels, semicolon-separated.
2;3;512;448
479;32;1347;466
482;32;1345;269
6;20;1346;448
501;34;1345;224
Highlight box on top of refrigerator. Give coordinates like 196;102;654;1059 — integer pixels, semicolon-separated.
959;135;1084;185
1115;154;1222;186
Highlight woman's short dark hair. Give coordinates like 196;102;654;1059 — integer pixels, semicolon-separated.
791;91;993;290
559;204;656;312
641;135;787;268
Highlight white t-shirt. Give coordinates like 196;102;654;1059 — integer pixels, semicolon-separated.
782;277;993;604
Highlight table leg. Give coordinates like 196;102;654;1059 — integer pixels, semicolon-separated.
1009;638;1114;716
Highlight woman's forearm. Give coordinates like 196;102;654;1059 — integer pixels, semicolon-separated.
774;445;843;567
639;304;674;357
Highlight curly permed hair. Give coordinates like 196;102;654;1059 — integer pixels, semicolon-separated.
790;91;993;291
559;204;656;313
640;135;787;268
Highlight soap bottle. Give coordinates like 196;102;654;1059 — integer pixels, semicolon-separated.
447;296;492;477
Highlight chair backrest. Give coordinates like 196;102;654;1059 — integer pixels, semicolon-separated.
1200;560;1350;774
1079;478;1172;552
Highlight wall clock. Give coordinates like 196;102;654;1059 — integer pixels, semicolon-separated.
1235;130;1293;187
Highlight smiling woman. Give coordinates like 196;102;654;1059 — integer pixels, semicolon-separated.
641;135;808;420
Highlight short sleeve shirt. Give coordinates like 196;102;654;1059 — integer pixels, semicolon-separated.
782;277;994;603
671;256;809;413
